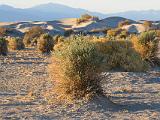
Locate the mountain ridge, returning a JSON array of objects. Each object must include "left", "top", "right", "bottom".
[{"left": 0, "top": 3, "right": 160, "bottom": 22}]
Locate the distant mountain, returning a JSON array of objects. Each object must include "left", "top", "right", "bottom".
[
  {"left": 108, "top": 10, "right": 160, "bottom": 21},
  {"left": 0, "top": 3, "right": 106, "bottom": 22},
  {"left": 0, "top": 3, "right": 160, "bottom": 22}
]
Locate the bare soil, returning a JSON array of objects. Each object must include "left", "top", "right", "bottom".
[{"left": 0, "top": 48, "right": 160, "bottom": 120}]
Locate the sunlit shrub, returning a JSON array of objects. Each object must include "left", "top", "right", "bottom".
[
  {"left": 107, "top": 28, "right": 122, "bottom": 37},
  {"left": 23, "top": 26, "right": 44, "bottom": 46},
  {"left": 37, "top": 34, "right": 54, "bottom": 53},
  {"left": 48, "top": 36, "right": 104, "bottom": 102},
  {"left": 8, "top": 37, "right": 25, "bottom": 50},
  {"left": 94, "top": 39, "right": 148, "bottom": 72},
  {"left": 132, "top": 31, "right": 159, "bottom": 62},
  {"left": 76, "top": 14, "right": 98, "bottom": 25},
  {"left": 143, "top": 21, "right": 152, "bottom": 30},
  {"left": 118, "top": 20, "right": 130, "bottom": 28}
]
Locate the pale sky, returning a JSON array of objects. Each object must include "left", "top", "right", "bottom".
[{"left": 0, "top": 0, "right": 160, "bottom": 13}]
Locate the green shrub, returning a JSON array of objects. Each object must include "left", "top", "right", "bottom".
[
  {"left": 23, "top": 26, "right": 44, "bottom": 46},
  {"left": 95, "top": 40, "right": 148, "bottom": 72},
  {"left": 48, "top": 36, "right": 104, "bottom": 102},
  {"left": 37, "top": 34, "right": 54, "bottom": 53},
  {"left": 0, "top": 38, "right": 8, "bottom": 56},
  {"left": 8, "top": 37, "right": 25, "bottom": 50}
]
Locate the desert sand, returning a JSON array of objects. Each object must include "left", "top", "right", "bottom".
[{"left": 0, "top": 47, "right": 160, "bottom": 119}]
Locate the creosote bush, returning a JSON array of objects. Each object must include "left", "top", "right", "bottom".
[
  {"left": 37, "top": 34, "right": 54, "bottom": 54},
  {"left": 143, "top": 21, "right": 152, "bottom": 30},
  {"left": 76, "top": 14, "right": 99, "bottom": 25},
  {"left": 94, "top": 39, "right": 148, "bottom": 72},
  {"left": 132, "top": 31, "right": 159, "bottom": 63},
  {"left": 48, "top": 36, "right": 104, "bottom": 103},
  {"left": 118, "top": 20, "right": 130, "bottom": 28},
  {"left": 0, "top": 38, "right": 8, "bottom": 56},
  {"left": 54, "top": 35, "right": 64, "bottom": 44},
  {"left": 107, "top": 28, "right": 122, "bottom": 37},
  {"left": 23, "top": 26, "right": 44, "bottom": 46},
  {"left": 8, "top": 37, "right": 25, "bottom": 50}
]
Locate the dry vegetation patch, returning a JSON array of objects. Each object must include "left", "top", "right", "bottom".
[
  {"left": 37, "top": 34, "right": 54, "bottom": 54},
  {"left": 93, "top": 38, "right": 148, "bottom": 72},
  {"left": 48, "top": 36, "right": 104, "bottom": 103},
  {"left": 8, "top": 37, "right": 25, "bottom": 50},
  {"left": 0, "top": 37, "right": 8, "bottom": 56},
  {"left": 132, "top": 30, "right": 159, "bottom": 64}
]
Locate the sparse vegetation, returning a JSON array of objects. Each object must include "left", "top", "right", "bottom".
[
  {"left": 23, "top": 26, "right": 44, "bottom": 46},
  {"left": 118, "top": 20, "right": 130, "bottom": 28},
  {"left": 0, "top": 37, "right": 8, "bottom": 56},
  {"left": 48, "top": 36, "right": 104, "bottom": 102},
  {"left": 143, "top": 21, "right": 152, "bottom": 30},
  {"left": 64, "top": 29, "right": 74, "bottom": 37},
  {"left": 0, "top": 27, "right": 7, "bottom": 37},
  {"left": 107, "top": 28, "right": 121, "bottom": 37},
  {"left": 76, "top": 14, "right": 99, "bottom": 25},
  {"left": 94, "top": 39, "right": 149, "bottom": 72},
  {"left": 8, "top": 37, "right": 25, "bottom": 50},
  {"left": 1, "top": 9, "right": 160, "bottom": 119},
  {"left": 132, "top": 30, "right": 159, "bottom": 63},
  {"left": 37, "top": 33, "right": 54, "bottom": 54},
  {"left": 107, "top": 28, "right": 128, "bottom": 38}
]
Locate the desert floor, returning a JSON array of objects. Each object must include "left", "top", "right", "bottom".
[{"left": 0, "top": 48, "right": 160, "bottom": 120}]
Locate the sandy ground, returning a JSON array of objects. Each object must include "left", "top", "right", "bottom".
[{"left": 0, "top": 48, "right": 160, "bottom": 120}]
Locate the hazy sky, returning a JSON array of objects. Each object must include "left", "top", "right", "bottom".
[{"left": 0, "top": 0, "right": 160, "bottom": 13}]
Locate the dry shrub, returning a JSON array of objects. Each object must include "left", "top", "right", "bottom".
[
  {"left": 23, "top": 26, "right": 44, "bottom": 46},
  {"left": 53, "top": 35, "right": 65, "bottom": 51},
  {"left": 37, "top": 34, "right": 54, "bottom": 53},
  {"left": 64, "top": 29, "right": 74, "bottom": 37},
  {"left": 8, "top": 37, "right": 25, "bottom": 50},
  {"left": 53, "top": 35, "right": 64, "bottom": 44},
  {"left": 118, "top": 20, "right": 130, "bottom": 28},
  {"left": 48, "top": 36, "right": 104, "bottom": 103},
  {"left": 0, "top": 27, "right": 7, "bottom": 37},
  {"left": 0, "top": 38, "right": 8, "bottom": 56},
  {"left": 132, "top": 31, "right": 159, "bottom": 63},
  {"left": 117, "top": 30, "right": 129, "bottom": 39},
  {"left": 76, "top": 14, "right": 98, "bottom": 25},
  {"left": 107, "top": 28, "right": 122, "bottom": 37},
  {"left": 94, "top": 39, "right": 148, "bottom": 72},
  {"left": 143, "top": 21, "right": 152, "bottom": 30}
]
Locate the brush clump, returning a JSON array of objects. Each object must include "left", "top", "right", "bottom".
[
  {"left": 48, "top": 36, "right": 104, "bottom": 103},
  {"left": 8, "top": 37, "right": 25, "bottom": 50},
  {"left": 23, "top": 26, "right": 44, "bottom": 46},
  {"left": 0, "top": 37, "right": 8, "bottom": 56},
  {"left": 93, "top": 38, "right": 149, "bottom": 72},
  {"left": 37, "top": 33, "right": 54, "bottom": 54},
  {"left": 132, "top": 30, "right": 159, "bottom": 64}
]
